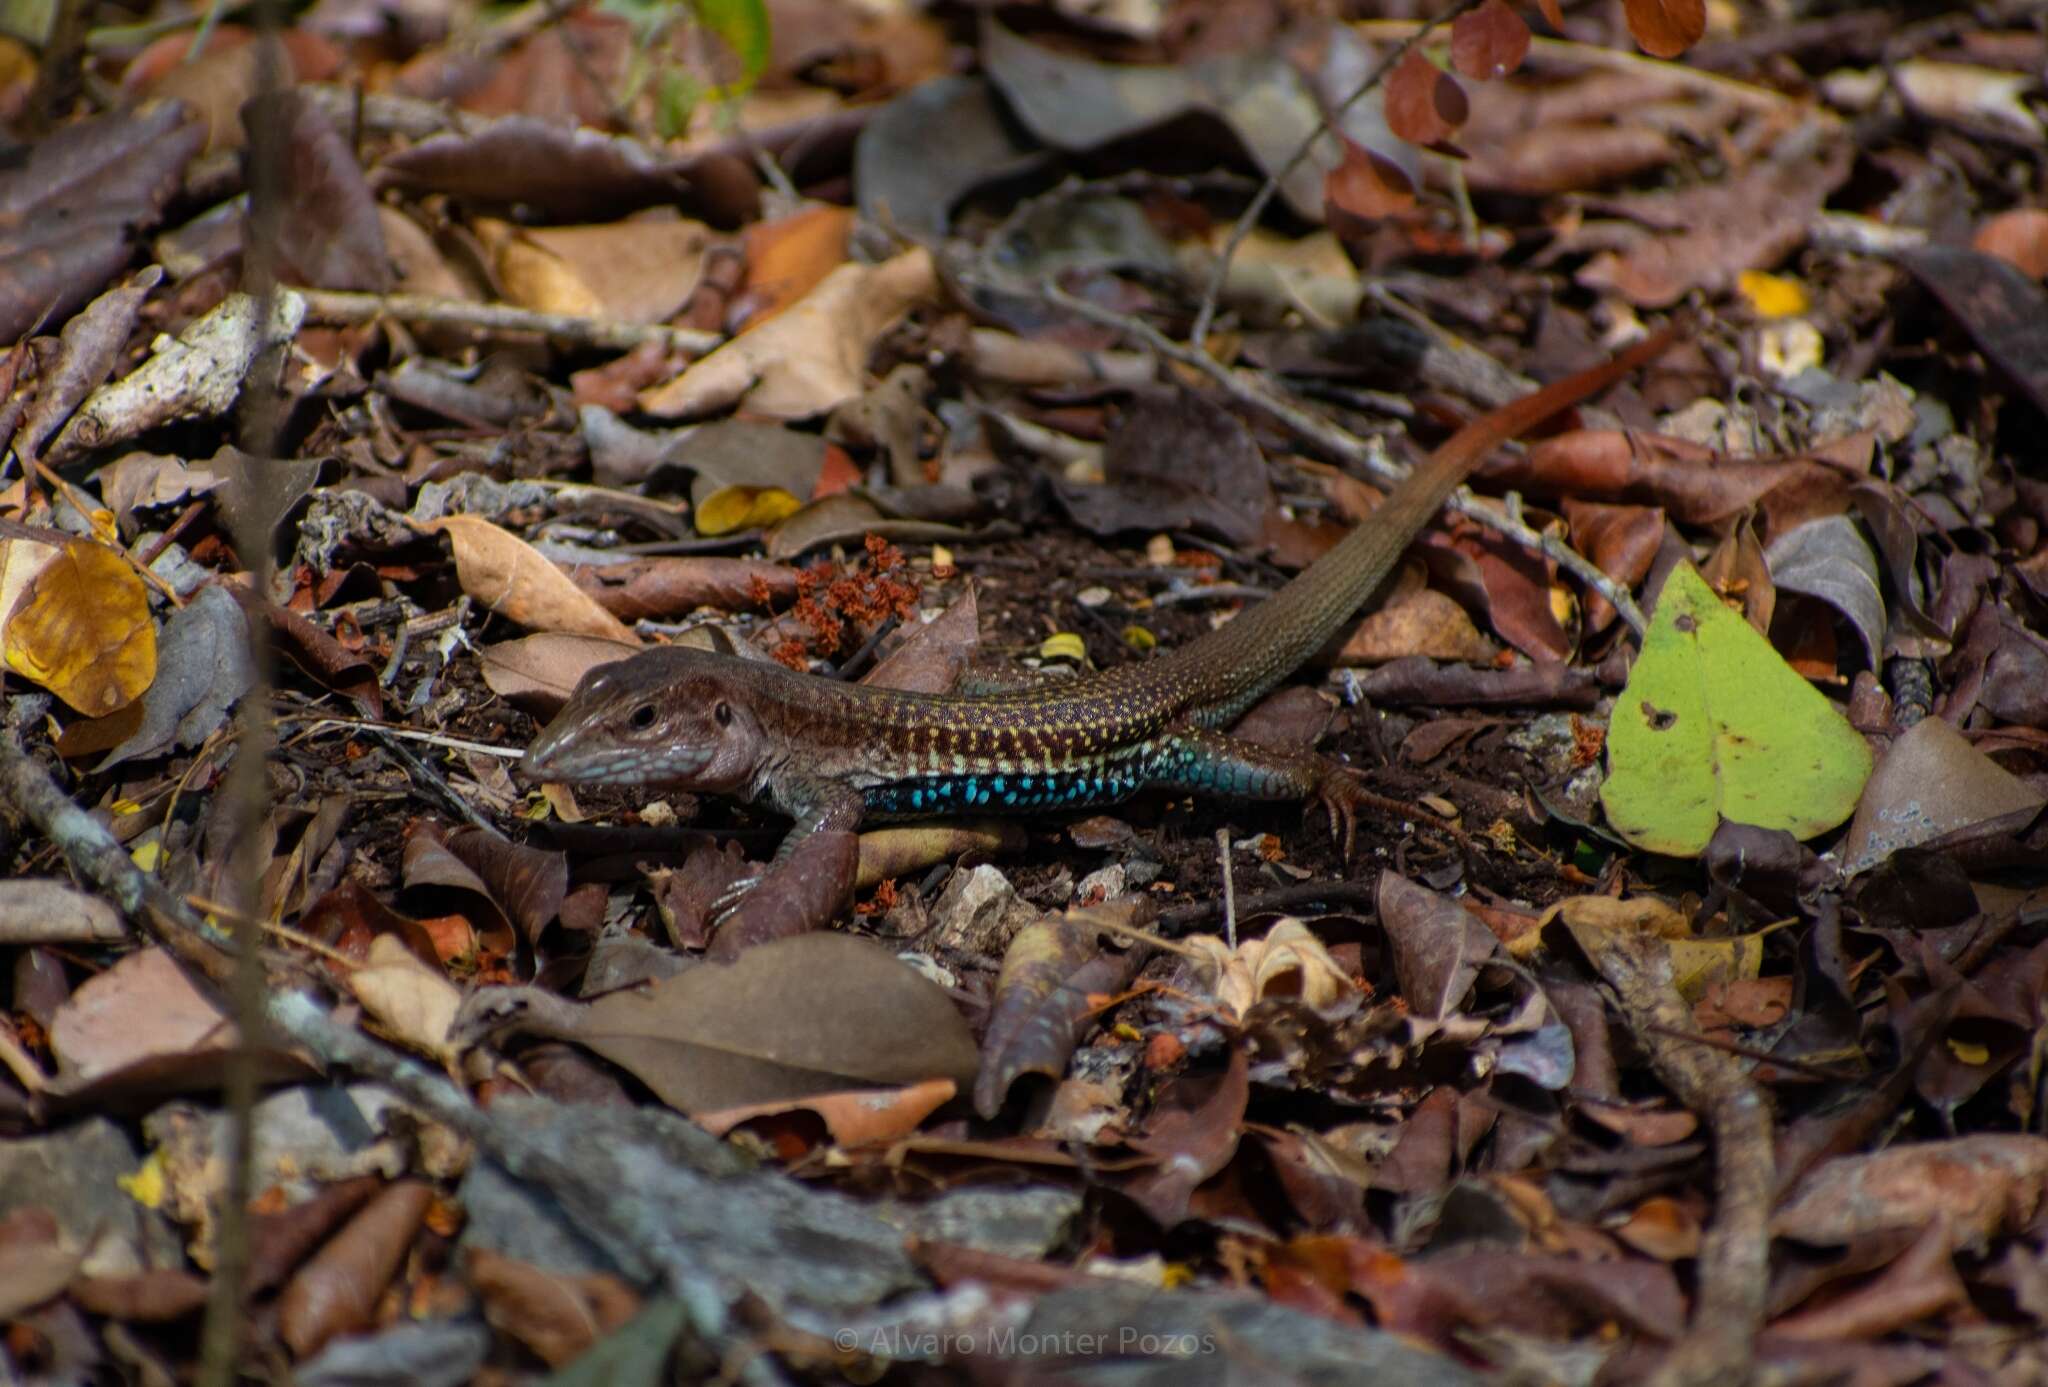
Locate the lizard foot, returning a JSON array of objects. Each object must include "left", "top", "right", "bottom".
[{"left": 1309, "top": 767, "right": 1366, "bottom": 863}]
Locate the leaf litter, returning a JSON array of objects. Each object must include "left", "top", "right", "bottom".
[{"left": 1, "top": 1, "right": 2048, "bottom": 1384}]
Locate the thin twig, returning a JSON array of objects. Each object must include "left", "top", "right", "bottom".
[
  {"left": 1188, "top": 0, "right": 1489, "bottom": 349},
  {"left": 1216, "top": 829, "right": 1239, "bottom": 950},
  {"left": 1038, "top": 281, "right": 1651, "bottom": 633},
  {"left": 295, "top": 288, "right": 722, "bottom": 356}
]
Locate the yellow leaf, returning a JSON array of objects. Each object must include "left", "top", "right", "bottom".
[
  {"left": 131, "top": 840, "right": 164, "bottom": 873},
  {"left": 1039, "top": 632, "right": 1087, "bottom": 663},
  {"left": 1948, "top": 1038, "right": 1990, "bottom": 1066},
  {"left": 1121, "top": 625, "right": 1156, "bottom": 652},
  {"left": 1738, "top": 270, "right": 1809, "bottom": 319},
  {"left": 2, "top": 540, "right": 155, "bottom": 715},
  {"left": 696, "top": 485, "right": 802, "bottom": 536},
  {"left": 120, "top": 1151, "right": 168, "bottom": 1208}
]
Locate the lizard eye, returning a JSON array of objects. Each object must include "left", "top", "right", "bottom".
[
  {"left": 713, "top": 700, "right": 732, "bottom": 727},
  {"left": 629, "top": 704, "right": 657, "bottom": 730}
]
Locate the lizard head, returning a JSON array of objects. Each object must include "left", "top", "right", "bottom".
[{"left": 521, "top": 646, "right": 766, "bottom": 793}]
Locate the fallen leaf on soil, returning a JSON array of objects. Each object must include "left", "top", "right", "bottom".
[
  {"left": 1774, "top": 1135, "right": 2048, "bottom": 1247},
  {"left": 348, "top": 935, "right": 463, "bottom": 1065},
  {"left": 976, "top": 905, "right": 1150, "bottom": 1119},
  {"left": 467, "top": 1246, "right": 641, "bottom": 1367},
  {"left": 453, "top": 931, "right": 978, "bottom": 1114},
  {"left": 2, "top": 539, "right": 155, "bottom": 716},
  {"left": 424, "top": 514, "right": 639, "bottom": 642},
  {"left": 1600, "top": 561, "right": 1872, "bottom": 855},
  {"left": 278, "top": 1180, "right": 435, "bottom": 1357},
  {"left": 639, "top": 246, "right": 937, "bottom": 419}
]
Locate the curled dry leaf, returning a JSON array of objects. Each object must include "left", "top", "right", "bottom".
[
  {"left": 278, "top": 1179, "right": 435, "bottom": 1358},
  {"left": 855, "top": 820, "right": 1027, "bottom": 891},
  {"left": 975, "top": 904, "right": 1150, "bottom": 1119},
  {"left": 2, "top": 539, "right": 155, "bottom": 717},
  {"left": 1187, "top": 920, "right": 1359, "bottom": 1020},
  {"left": 425, "top": 514, "right": 638, "bottom": 643},
  {"left": 638, "top": 246, "right": 937, "bottom": 419},
  {"left": 348, "top": 935, "right": 463, "bottom": 1065}
]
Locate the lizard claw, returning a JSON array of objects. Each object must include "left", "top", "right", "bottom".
[
  {"left": 707, "top": 872, "right": 763, "bottom": 925},
  {"left": 1310, "top": 767, "right": 1365, "bottom": 863}
]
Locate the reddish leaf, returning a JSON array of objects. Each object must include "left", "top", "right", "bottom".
[
  {"left": 1324, "top": 138, "right": 1416, "bottom": 226},
  {"left": 1536, "top": 0, "right": 1565, "bottom": 29},
  {"left": 1451, "top": 0, "right": 1531, "bottom": 80},
  {"left": 1624, "top": 0, "right": 1706, "bottom": 58},
  {"left": 1384, "top": 50, "right": 1467, "bottom": 149}
]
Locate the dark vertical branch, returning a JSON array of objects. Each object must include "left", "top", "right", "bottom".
[{"left": 196, "top": 19, "right": 295, "bottom": 1387}]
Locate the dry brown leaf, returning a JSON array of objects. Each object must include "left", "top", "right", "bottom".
[
  {"left": 1384, "top": 48, "right": 1467, "bottom": 148},
  {"left": 0, "top": 1240, "right": 84, "bottom": 1318},
  {"left": 425, "top": 514, "right": 638, "bottom": 643},
  {"left": 278, "top": 1180, "right": 434, "bottom": 1358},
  {"left": 349, "top": 934, "right": 463, "bottom": 1065},
  {"left": 638, "top": 246, "right": 937, "bottom": 419},
  {"left": 467, "top": 1246, "right": 640, "bottom": 1367},
  {"left": 48, "top": 945, "right": 236, "bottom": 1091},
  {"left": 1450, "top": 0, "right": 1530, "bottom": 80},
  {"left": 1972, "top": 207, "right": 2048, "bottom": 280},
  {"left": 1333, "top": 585, "right": 1497, "bottom": 665},
  {"left": 1775, "top": 1137, "right": 2048, "bottom": 1247},
  {"left": 459, "top": 931, "right": 978, "bottom": 1114},
  {"left": 2, "top": 539, "right": 156, "bottom": 715},
  {"left": 480, "top": 214, "right": 711, "bottom": 325}
]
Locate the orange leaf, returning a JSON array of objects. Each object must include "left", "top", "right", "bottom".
[
  {"left": 1973, "top": 208, "right": 2048, "bottom": 280},
  {"left": 1536, "top": 0, "right": 1564, "bottom": 28},
  {"left": 1325, "top": 139, "right": 1416, "bottom": 226},
  {"left": 1624, "top": 0, "right": 1706, "bottom": 58},
  {"left": 741, "top": 203, "right": 855, "bottom": 330},
  {"left": 1451, "top": 0, "right": 1530, "bottom": 80}
]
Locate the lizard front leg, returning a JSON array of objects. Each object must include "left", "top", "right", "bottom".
[{"left": 710, "top": 776, "right": 866, "bottom": 920}]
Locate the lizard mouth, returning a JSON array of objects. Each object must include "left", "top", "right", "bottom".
[{"left": 520, "top": 728, "right": 716, "bottom": 787}]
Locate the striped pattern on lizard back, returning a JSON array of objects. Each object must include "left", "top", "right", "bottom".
[{"left": 738, "top": 657, "right": 1266, "bottom": 818}]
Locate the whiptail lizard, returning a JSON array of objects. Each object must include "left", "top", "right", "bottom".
[{"left": 523, "top": 332, "right": 1671, "bottom": 886}]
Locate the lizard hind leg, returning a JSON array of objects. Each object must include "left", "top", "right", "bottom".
[{"left": 1144, "top": 727, "right": 1364, "bottom": 860}]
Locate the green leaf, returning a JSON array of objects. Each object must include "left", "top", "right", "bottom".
[
  {"left": 655, "top": 67, "right": 703, "bottom": 139},
  {"left": 1598, "top": 561, "right": 1872, "bottom": 856},
  {"left": 692, "top": 0, "right": 769, "bottom": 94}
]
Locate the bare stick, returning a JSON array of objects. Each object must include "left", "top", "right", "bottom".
[{"left": 296, "top": 288, "right": 722, "bottom": 356}]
